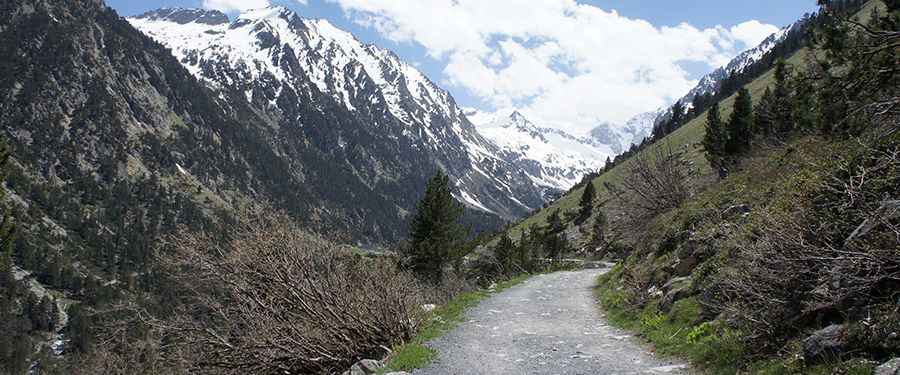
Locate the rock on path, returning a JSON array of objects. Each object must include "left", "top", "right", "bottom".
[{"left": 414, "top": 269, "right": 690, "bottom": 375}]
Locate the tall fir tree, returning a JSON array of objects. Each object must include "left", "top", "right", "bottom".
[
  {"left": 0, "top": 138, "right": 15, "bottom": 299},
  {"left": 546, "top": 208, "right": 564, "bottom": 234},
  {"left": 492, "top": 233, "right": 516, "bottom": 275},
  {"left": 407, "top": 170, "right": 465, "bottom": 283},
  {"left": 754, "top": 87, "right": 776, "bottom": 136},
  {"left": 588, "top": 208, "right": 607, "bottom": 250},
  {"left": 667, "top": 100, "right": 685, "bottom": 134},
  {"left": 726, "top": 88, "right": 754, "bottom": 155},
  {"left": 772, "top": 59, "right": 795, "bottom": 134},
  {"left": 702, "top": 102, "right": 729, "bottom": 176},
  {"left": 576, "top": 181, "right": 596, "bottom": 224}
]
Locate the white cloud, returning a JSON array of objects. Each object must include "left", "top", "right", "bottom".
[
  {"left": 329, "top": 0, "right": 780, "bottom": 134},
  {"left": 728, "top": 20, "right": 780, "bottom": 48},
  {"left": 202, "top": 0, "right": 271, "bottom": 12}
]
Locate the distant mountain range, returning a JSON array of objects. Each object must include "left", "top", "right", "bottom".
[
  {"left": 465, "top": 109, "right": 651, "bottom": 190},
  {"left": 128, "top": 7, "right": 565, "bottom": 224}
]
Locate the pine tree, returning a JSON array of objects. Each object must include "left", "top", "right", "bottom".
[
  {"left": 543, "top": 232, "right": 568, "bottom": 261},
  {"left": 726, "top": 88, "right": 754, "bottom": 155},
  {"left": 772, "top": 60, "right": 795, "bottom": 134},
  {"left": 754, "top": 87, "right": 775, "bottom": 136},
  {"left": 0, "top": 138, "right": 14, "bottom": 298},
  {"left": 493, "top": 233, "right": 516, "bottom": 275},
  {"left": 407, "top": 170, "right": 465, "bottom": 283},
  {"left": 588, "top": 208, "right": 607, "bottom": 250},
  {"left": 546, "top": 208, "right": 564, "bottom": 234},
  {"left": 67, "top": 304, "right": 92, "bottom": 353},
  {"left": 667, "top": 101, "right": 685, "bottom": 135},
  {"left": 702, "top": 102, "right": 728, "bottom": 176},
  {"left": 576, "top": 182, "right": 596, "bottom": 224}
]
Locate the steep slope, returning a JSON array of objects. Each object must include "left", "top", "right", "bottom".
[
  {"left": 0, "top": 0, "right": 430, "bottom": 247},
  {"left": 127, "top": 7, "right": 548, "bottom": 219},
  {"left": 466, "top": 110, "right": 613, "bottom": 192},
  {"left": 652, "top": 22, "right": 802, "bottom": 126}
]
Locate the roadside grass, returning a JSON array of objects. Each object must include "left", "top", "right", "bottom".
[
  {"left": 382, "top": 273, "right": 534, "bottom": 372},
  {"left": 595, "top": 266, "right": 879, "bottom": 375}
]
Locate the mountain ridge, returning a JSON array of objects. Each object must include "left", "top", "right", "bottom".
[{"left": 128, "top": 5, "right": 559, "bottom": 220}]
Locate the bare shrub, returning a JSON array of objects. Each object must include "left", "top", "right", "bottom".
[
  {"left": 149, "top": 208, "right": 427, "bottom": 374},
  {"left": 714, "top": 139, "right": 900, "bottom": 351},
  {"left": 607, "top": 142, "right": 694, "bottom": 233}
]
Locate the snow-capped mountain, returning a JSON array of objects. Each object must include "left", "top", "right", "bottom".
[
  {"left": 589, "top": 110, "right": 658, "bottom": 154},
  {"left": 653, "top": 24, "right": 794, "bottom": 125},
  {"left": 129, "top": 7, "right": 550, "bottom": 220},
  {"left": 466, "top": 110, "right": 615, "bottom": 190}
]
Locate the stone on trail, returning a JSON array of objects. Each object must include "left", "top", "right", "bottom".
[
  {"left": 802, "top": 324, "right": 847, "bottom": 360},
  {"left": 876, "top": 358, "right": 900, "bottom": 375}
]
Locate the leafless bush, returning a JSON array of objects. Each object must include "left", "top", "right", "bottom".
[
  {"left": 148, "top": 208, "right": 427, "bottom": 374},
  {"left": 714, "top": 140, "right": 900, "bottom": 350},
  {"left": 607, "top": 143, "right": 693, "bottom": 228}
]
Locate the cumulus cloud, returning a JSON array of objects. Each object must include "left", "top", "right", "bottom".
[
  {"left": 329, "top": 0, "right": 780, "bottom": 134},
  {"left": 202, "top": 0, "right": 271, "bottom": 12}
]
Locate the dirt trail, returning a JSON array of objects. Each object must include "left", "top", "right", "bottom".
[{"left": 414, "top": 269, "right": 690, "bottom": 375}]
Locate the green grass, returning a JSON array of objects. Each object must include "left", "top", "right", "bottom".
[
  {"left": 595, "top": 265, "right": 747, "bottom": 374},
  {"left": 382, "top": 274, "right": 533, "bottom": 372},
  {"left": 596, "top": 254, "right": 880, "bottom": 375}
]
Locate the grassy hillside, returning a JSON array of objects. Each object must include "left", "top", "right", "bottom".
[
  {"left": 502, "top": 47, "right": 814, "bottom": 244},
  {"left": 503, "top": 0, "right": 884, "bottom": 243}
]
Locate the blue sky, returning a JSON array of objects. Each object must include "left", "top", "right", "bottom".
[{"left": 109, "top": 0, "right": 819, "bottom": 132}]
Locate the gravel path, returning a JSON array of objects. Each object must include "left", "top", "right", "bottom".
[{"left": 414, "top": 269, "right": 690, "bottom": 375}]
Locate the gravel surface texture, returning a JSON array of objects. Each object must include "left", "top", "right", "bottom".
[{"left": 414, "top": 269, "right": 690, "bottom": 375}]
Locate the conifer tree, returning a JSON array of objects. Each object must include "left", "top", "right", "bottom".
[
  {"left": 543, "top": 232, "right": 568, "bottom": 261},
  {"left": 407, "top": 170, "right": 465, "bottom": 283},
  {"left": 588, "top": 208, "right": 607, "bottom": 250},
  {"left": 0, "top": 139, "right": 14, "bottom": 299},
  {"left": 546, "top": 208, "right": 564, "bottom": 234},
  {"left": 726, "top": 88, "right": 754, "bottom": 155},
  {"left": 493, "top": 233, "right": 516, "bottom": 275},
  {"left": 702, "top": 102, "right": 728, "bottom": 176},
  {"left": 754, "top": 87, "right": 775, "bottom": 136},
  {"left": 667, "top": 100, "right": 685, "bottom": 134},
  {"left": 772, "top": 60, "right": 795, "bottom": 134},
  {"left": 576, "top": 181, "right": 596, "bottom": 224},
  {"left": 67, "top": 304, "right": 92, "bottom": 353}
]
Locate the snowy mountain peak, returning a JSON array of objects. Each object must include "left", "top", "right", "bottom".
[
  {"left": 471, "top": 111, "right": 615, "bottom": 190},
  {"left": 235, "top": 6, "right": 292, "bottom": 22},
  {"left": 128, "top": 7, "right": 554, "bottom": 219},
  {"left": 509, "top": 110, "right": 527, "bottom": 122},
  {"left": 134, "top": 7, "right": 229, "bottom": 25}
]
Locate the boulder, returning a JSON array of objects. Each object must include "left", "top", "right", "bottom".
[
  {"left": 673, "top": 255, "right": 699, "bottom": 277},
  {"left": 876, "top": 358, "right": 900, "bottom": 375},
  {"left": 802, "top": 324, "right": 847, "bottom": 360},
  {"left": 385, "top": 372, "right": 410, "bottom": 375},
  {"left": 660, "top": 277, "right": 692, "bottom": 310}
]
